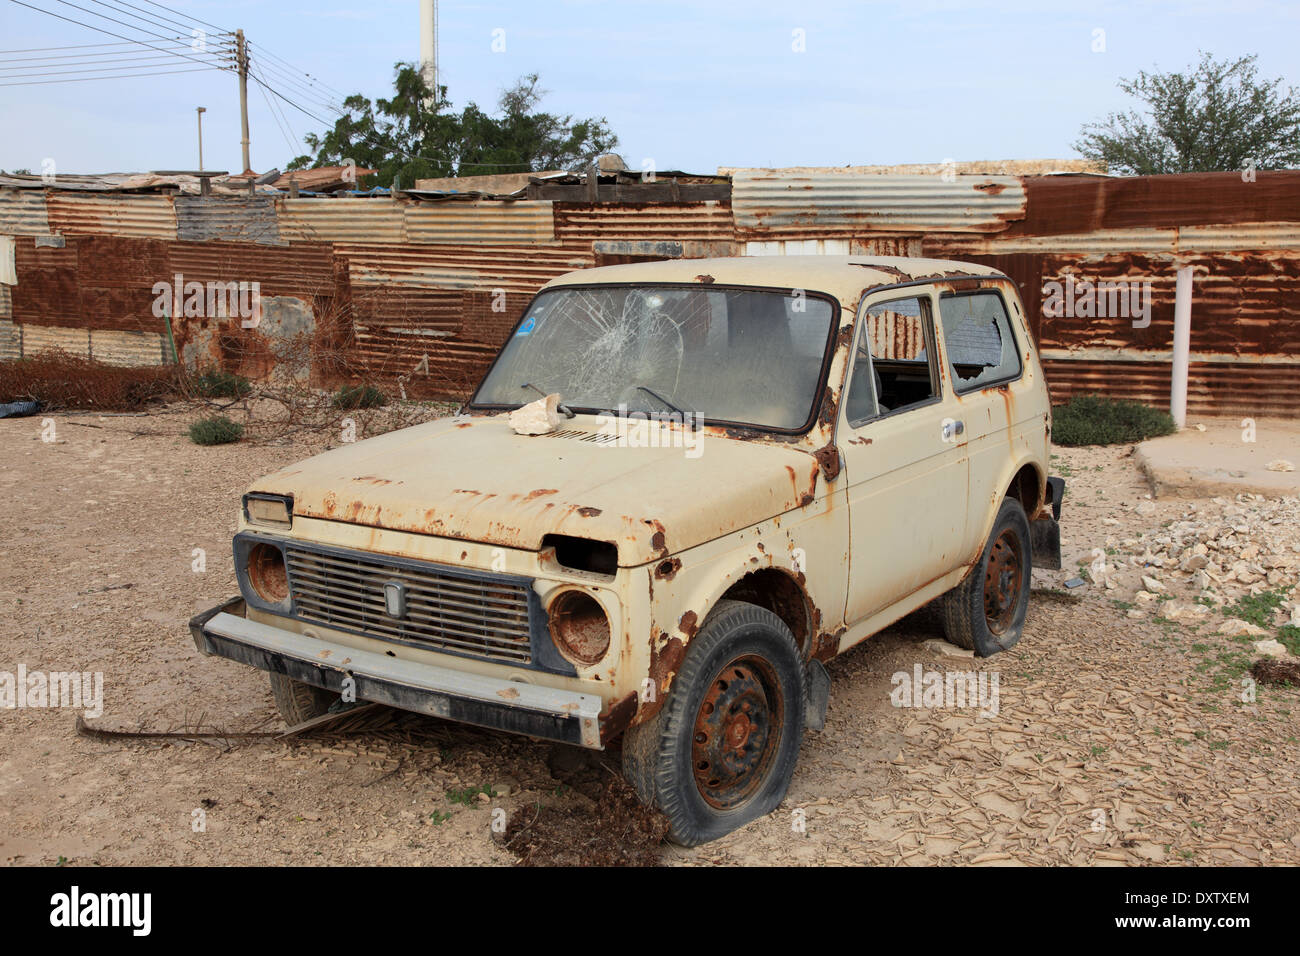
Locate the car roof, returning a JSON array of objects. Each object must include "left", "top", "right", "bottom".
[{"left": 541, "top": 255, "right": 1006, "bottom": 305}]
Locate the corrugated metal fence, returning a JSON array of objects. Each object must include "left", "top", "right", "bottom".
[{"left": 0, "top": 170, "right": 1297, "bottom": 412}]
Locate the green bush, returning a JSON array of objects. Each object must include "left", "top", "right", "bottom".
[
  {"left": 1051, "top": 395, "right": 1176, "bottom": 447},
  {"left": 192, "top": 368, "right": 252, "bottom": 399},
  {"left": 189, "top": 415, "right": 244, "bottom": 445},
  {"left": 332, "top": 384, "right": 386, "bottom": 410}
]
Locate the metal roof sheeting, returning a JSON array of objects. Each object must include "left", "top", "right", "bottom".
[
  {"left": 175, "top": 197, "right": 283, "bottom": 244},
  {"left": 278, "top": 198, "right": 406, "bottom": 243},
  {"left": 555, "top": 202, "right": 733, "bottom": 243},
  {"left": 46, "top": 193, "right": 177, "bottom": 240},
  {"left": 405, "top": 200, "right": 555, "bottom": 244},
  {"left": 730, "top": 170, "right": 1026, "bottom": 238},
  {"left": 337, "top": 242, "right": 591, "bottom": 297},
  {"left": 0, "top": 190, "right": 52, "bottom": 236}
]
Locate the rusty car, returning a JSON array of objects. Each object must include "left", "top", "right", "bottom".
[{"left": 190, "top": 255, "right": 1064, "bottom": 845}]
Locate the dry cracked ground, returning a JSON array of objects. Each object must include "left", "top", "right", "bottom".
[{"left": 2, "top": 403, "right": 1298, "bottom": 866}]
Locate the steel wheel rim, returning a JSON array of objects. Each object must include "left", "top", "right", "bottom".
[
  {"left": 691, "top": 656, "right": 784, "bottom": 810},
  {"left": 983, "top": 528, "right": 1023, "bottom": 635}
]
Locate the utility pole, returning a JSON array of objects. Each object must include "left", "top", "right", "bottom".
[
  {"left": 420, "top": 0, "right": 437, "bottom": 105},
  {"left": 196, "top": 106, "right": 206, "bottom": 172},
  {"left": 235, "top": 29, "right": 251, "bottom": 174}
]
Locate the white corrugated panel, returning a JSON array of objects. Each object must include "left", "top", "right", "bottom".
[
  {"left": 278, "top": 198, "right": 406, "bottom": 243},
  {"left": 744, "top": 239, "right": 851, "bottom": 255},
  {"left": 0, "top": 191, "right": 52, "bottom": 236},
  {"left": 405, "top": 200, "right": 555, "bottom": 244},
  {"left": 1177, "top": 222, "right": 1300, "bottom": 252},
  {"left": 0, "top": 319, "right": 19, "bottom": 361},
  {"left": 935, "top": 229, "right": 1179, "bottom": 256},
  {"left": 731, "top": 170, "right": 1027, "bottom": 237},
  {"left": 18, "top": 324, "right": 91, "bottom": 357},
  {"left": 89, "top": 329, "right": 167, "bottom": 366}
]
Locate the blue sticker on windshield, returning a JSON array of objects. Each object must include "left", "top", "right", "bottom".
[{"left": 516, "top": 316, "right": 536, "bottom": 336}]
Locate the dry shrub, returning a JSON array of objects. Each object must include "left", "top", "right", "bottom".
[
  {"left": 0, "top": 351, "right": 182, "bottom": 411},
  {"left": 502, "top": 776, "right": 668, "bottom": 867}
]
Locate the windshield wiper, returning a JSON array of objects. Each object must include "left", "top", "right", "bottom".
[
  {"left": 521, "top": 382, "right": 576, "bottom": 418},
  {"left": 632, "top": 385, "right": 686, "bottom": 416}
]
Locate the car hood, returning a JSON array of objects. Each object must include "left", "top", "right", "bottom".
[{"left": 250, "top": 414, "right": 824, "bottom": 566}]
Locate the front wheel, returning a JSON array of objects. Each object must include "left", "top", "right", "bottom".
[
  {"left": 939, "top": 496, "right": 1033, "bottom": 657},
  {"left": 622, "top": 600, "right": 806, "bottom": 846},
  {"left": 269, "top": 672, "right": 336, "bottom": 726}
]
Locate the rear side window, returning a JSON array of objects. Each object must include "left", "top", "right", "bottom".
[{"left": 938, "top": 291, "right": 1022, "bottom": 393}]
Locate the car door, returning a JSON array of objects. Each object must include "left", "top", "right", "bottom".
[
  {"left": 838, "top": 289, "right": 971, "bottom": 625},
  {"left": 935, "top": 285, "right": 1033, "bottom": 558}
]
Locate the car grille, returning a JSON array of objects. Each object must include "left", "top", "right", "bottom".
[{"left": 282, "top": 545, "right": 534, "bottom": 665}]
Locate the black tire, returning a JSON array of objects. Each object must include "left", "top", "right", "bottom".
[
  {"left": 622, "top": 600, "right": 806, "bottom": 846},
  {"left": 269, "top": 672, "right": 336, "bottom": 726},
  {"left": 939, "top": 497, "right": 1033, "bottom": 657}
]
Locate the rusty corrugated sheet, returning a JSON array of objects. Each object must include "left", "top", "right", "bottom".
[
  {"left": 46, "top": 193, "right": 177, "bottom": 240},
  {"left": 927, "top": 229, "right": 1178, "bottom": 256},
  {"left": 729, "top": 170, "right": 1026, "bottom": 238},
  {"left": 11, "top": 238, "right": 80, "bottom": 327},
  {"left": 1043, "top": 358, "right": 1300, "bottom": 417},
  {"left": 0, "top": 190, "right": 51, "bottom": 236},
  {"left": 1037, "top": 252, "right": 1300, "bottom": 357},
  {"left": 554, "top": 202, "right": 733, "bottom": 243},
  {"left": 175, "top": 197, "right": 283, "bottom": 245},
  {"left": 167, "top": 240, "right": 336, "bottom": 299},
  {"left": 337, "top": 242, "right": 591, "bottom": 297},
  {"left": 278, "top": 198, "right": 406, "bottom": 243},
  {"left": 405, "top": 200, "right": 555, "bottom": 244},
  {"left": 1010, "top": 171, "right": 1300, "bottom": 237}
]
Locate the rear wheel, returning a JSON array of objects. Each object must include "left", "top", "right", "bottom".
[
  {"left": 622, "top": 600, "right": 805, "bottom": 846},
  {"left": 940, "top": 497, "right": 1032, "bottom": 657},
  {"left": 269, "top": 673, "right": 336, "bottom": 726}
]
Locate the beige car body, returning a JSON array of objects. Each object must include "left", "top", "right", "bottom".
[{"left": 199, "top": 256, "right": 1054, "bottom": 748}]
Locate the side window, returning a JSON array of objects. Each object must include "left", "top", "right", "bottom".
[
  {"left": 938, "top": 291, "right": 1022, "bottom": 393},
  {"left": 845, "top": 296, "right": 939, "bottom": 425}
]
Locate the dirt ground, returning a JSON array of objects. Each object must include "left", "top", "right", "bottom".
[{"left": 2, "top": 405, "right": 1298, "bottom": 866}]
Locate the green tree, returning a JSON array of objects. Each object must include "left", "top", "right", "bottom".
[
  {"left": 1075, "top": 52, "right": 1300, "bottom": 175},
  {"left": 287, "top": 65, "right": 618, "bottom": 187}
]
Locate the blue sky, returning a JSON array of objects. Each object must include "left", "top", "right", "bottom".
[{"left": 1, "top": 0, "right": 1297, "bottom": 175}]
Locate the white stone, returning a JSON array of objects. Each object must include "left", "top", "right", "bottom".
[
  {"left": 1253, "top": 639, "right": 1289, "bottom": 658},
  {"left": 1218, "top": 619, "right": 1269, "bottom": 637},
  {"left": 1265, "top": 459, "right": 1295, "bottom": 473},
  {"left": 508, "top": 393, "right": 562, "bottom": 435},
  {"left": 922, "top": 638, "right": 974, "bottom": 659}
]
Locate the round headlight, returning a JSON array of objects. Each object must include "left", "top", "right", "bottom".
[
  {"left": 247, "top": 542, "right": 289, "bottom": 604},
  {"left": 548, "top": 590, "right": 610, "bottom": 665}
]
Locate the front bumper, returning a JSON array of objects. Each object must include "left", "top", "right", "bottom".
[{"left": 190, "top": 597, "right": 606, "bottom": 748}]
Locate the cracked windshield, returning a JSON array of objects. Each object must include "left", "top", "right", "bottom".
[{"left": 474, "top": 285, "right": 836, "bottom": 430}]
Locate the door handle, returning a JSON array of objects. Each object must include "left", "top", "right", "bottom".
[{"left": 942, "top": 419, "right": 965, "bottom": 441}]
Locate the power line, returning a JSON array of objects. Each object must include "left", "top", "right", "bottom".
[
  {"left": 1, "top": 54, "right": 229, "bottom": 76},
  {"left": 0, "top": 41, "right": 232, "bottom": 64},
  {"left": 137, "top": 0, "right": 227, "bottom": 35},
  {"left": 247, "top": 39, "right": 347, "bottom": 100},
  {"left": 7, "top": 0, "right": 235, "bottom": 72},
  {"left": 0, "top": 64, "right": 213, "bottom": 85},
  {"left": 84, "top": 0, "right": 189, "bottom": 36}
]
